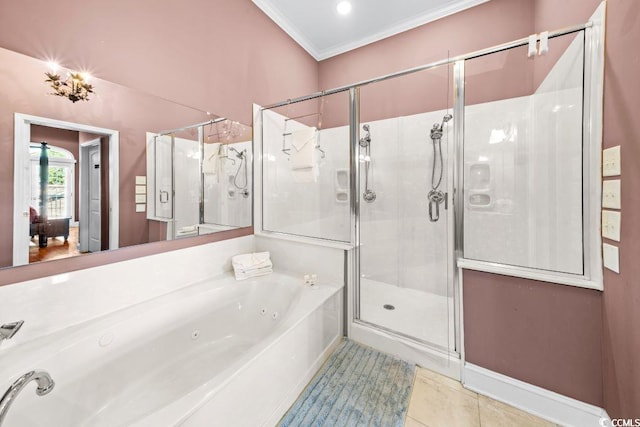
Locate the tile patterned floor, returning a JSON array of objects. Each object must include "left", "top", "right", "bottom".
[{"left": 405, "top": 368, "right": 559, "bottom": 427}]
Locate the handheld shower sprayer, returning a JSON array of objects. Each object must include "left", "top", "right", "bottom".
[
  {"left": 360, "top": 124, "right": 376, "bottom": 202},
  {"left": 359, "top": 124, "right": 371, "bottom": 147},
  {"left": 427, "top": 113, "right": 453, "bottom": 222}
]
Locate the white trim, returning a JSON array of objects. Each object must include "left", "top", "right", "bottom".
[
  {"left": 252, "top": 105, "right": 261, "bottom": 231},
  {"left": 585, "top": 2, "right": 606, "bottom": 286},
  {"left": 350, "top": 321, "right": 461, "bottom": 380},
  {"left": 251, "top": 0, "right": 490, "bottom": 60},
  {"left": 13, "top": 113, "right": 119, "bottom": 266},
  {"left": 13, "top": 115, "right": 32, "bottom": 265},
  {"left": 457, "top": 258, "right": 602, "bottom": 290},
  {"left": 463, "top": 363, "right": 609, "bottom": 427},
  {"left": 255, "top": 230, "right": 353, "bottom": 251}
]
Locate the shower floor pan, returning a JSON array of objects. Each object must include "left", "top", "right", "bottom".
[{"left": 359, "top": 278, "right": 454, "bottom": 350}]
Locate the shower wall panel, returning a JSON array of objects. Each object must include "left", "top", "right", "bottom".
[
  {"left": 173, "top": 137, "right": 200, "bottom": 235},
  {"left": 261, "top": 108, "right": 351, "bottom": 243},
  {"left": 203, "top": 140, "right": 252, "bottom": 229},
  {"left": 358, "top": 111, "right": 451, "bottom": 296},
  {"left": 463, "top": 33, "right": 584, "bottom": 275}
]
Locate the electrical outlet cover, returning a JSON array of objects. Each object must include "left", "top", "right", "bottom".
[
  {"left": 602, "top": 179, "right": 621, "bottom": 209},
  {"left": 603, "top": 146, "right": 621, "bottom": 177},
  {"left": 602, "top": 209, "right": 621, "bottom": 242},
  {"left": 603, "top": 243, "right": 620, "bottom": 273}
]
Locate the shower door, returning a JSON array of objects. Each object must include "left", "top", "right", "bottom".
[{"left": 355, "top": 64, "right": 456, "bottom": 354}]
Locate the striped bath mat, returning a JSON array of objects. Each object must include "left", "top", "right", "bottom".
[{"left": 278, "top": 339, "right": 415, "bottom": 427}]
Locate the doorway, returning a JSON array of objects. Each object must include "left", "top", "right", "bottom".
[{"left": 13, "top": 114, "right": 119, "bottom": 266}]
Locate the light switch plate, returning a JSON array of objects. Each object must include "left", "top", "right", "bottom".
[
  {"left": 602, "top": 179, "right": 621, "bottom": 209},
  {"left": 603, "top": 146, "right": 621, "bottom": 177},
  {"left": 135, "top": 194, "right": 146, "bottom": 203},
  {"left": 603, "top": 243, "right": 620, "bottom": 273},
  {"left": 135, "top": 176, "right": 147, "bottom": 185},
  {"left": 602, "top": 209, "right": 621, "bottom": 241},
  {"left": 135, "top": 185, "right": 147, "bottom": 195},
  {"left": 135, "top": 204, "right": 146, "bottom": 213}
]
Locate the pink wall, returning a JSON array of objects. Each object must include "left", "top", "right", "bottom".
[
  {"left": 0, "top": 0, "right": 317, "bottom": 286},
  {"left": 463, "top": 271, "right": 603, "bottom": 404},
  {"left": 319, "top": 0, "right": 534, "bottom": 90},
  {"left": 600, "top": 0, "right": 640, "bottom": 418},
  {"left": 0, "top": 0, "right": 318, "bottom": 126}
]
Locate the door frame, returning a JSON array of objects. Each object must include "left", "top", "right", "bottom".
[
  {"left": 13, "top": 113, "right": 119, "bottom": 266},
  {"left": 79, "top": 139, "right": 102, "bottom": 253}
]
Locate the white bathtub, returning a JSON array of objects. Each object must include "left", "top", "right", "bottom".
[{"left": 0, "top": 272, "right": 343, "bottom": 426}]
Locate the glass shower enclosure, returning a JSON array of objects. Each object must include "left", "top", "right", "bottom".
[
  {"left": 354, "top": 64, "right": 456, "bottom": 356},
  {"left": 258, "top": 17, "right": 601, "bottom": 376}
]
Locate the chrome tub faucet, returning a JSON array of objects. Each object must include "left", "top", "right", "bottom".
[
  {"left": 0, "top": 321, "right": 24, "bottom": 344},
  {"left": 0, "top": 371, "right": 55, "bottom": 425}
]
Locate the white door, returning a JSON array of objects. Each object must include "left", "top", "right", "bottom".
[{"left": 88, "top": 145, "right": 101, "bottom": 252}]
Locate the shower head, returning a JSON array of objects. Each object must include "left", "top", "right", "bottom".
[
  {"left": 434, "top": 114, "right": 453, "bottom": 134},
  {"left": 360, "top": 124, "right": 371, "bottom": 147}
]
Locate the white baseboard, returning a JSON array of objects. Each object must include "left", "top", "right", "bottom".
[{"left": 463, "top": 363, "right": 610, "bottom": 427}]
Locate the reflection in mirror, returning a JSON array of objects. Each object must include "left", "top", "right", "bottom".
[
  {"left": 146, "top": 119, "right": 252, "bottom": 241},
  {"left": 14, "top": 117, "right": 120, "bottom": 267},
  {"left": 1, "top": 45, "right": 252, "bottom": 269}
]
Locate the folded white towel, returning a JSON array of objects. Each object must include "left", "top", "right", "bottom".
[
  {"left": 234, "top": 267, "right": 273, "bottom": 281},
  {"left": 232, "top": 252, "right": 273, "bottom": 280},
  {"left": 203, "top": 143, "right": 222, "bottom": 177},
  {"left": 290, "top": 127, "right": 317, "bottom": 170},
  {"left": 232, "top": 252, "right": 271, "bottom": 269}
]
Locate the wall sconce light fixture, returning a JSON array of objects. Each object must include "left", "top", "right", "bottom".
[{"left": 44, "top": 71, "right": 94, "bottom": 103}]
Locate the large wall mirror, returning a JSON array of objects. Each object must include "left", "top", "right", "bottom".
[{"left": 1, "top": 45, "right": 253, "bottom": 271}]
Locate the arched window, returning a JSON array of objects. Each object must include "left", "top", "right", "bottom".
[{"left": 29, "top": 144, "right": 77, "bottom": 220}]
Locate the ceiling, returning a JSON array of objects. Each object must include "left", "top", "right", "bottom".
[{"left": 252, "top": 0, "right": 490, "bottom": 60}]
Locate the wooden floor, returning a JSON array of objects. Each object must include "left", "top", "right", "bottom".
[{"left": 29, "top": 226, "right": 81, "bottom": 263}]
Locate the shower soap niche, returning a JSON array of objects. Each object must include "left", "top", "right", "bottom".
[
  {"left": 335, "top": 169, "right": 349, "bottom": 203},
  {"left": 335, "top": 169, "right": 349, "bottom": 189},
  {"left": 469, "top": 163, "right": 491, "bottom": 190},
  {"left": 468, "top": 193, "right": 492, "bottom": 209},
  {"left": 335, "top": 191, "right": 349, "bottom": 203}
]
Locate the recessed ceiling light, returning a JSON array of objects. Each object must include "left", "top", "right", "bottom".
[{"left": 336, "top": 1, "right": 352, "bottom": 15}]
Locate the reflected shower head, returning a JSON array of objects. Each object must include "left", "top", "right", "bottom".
[{"left": 434, "top": 114, "right": 453, "bottom": 135}]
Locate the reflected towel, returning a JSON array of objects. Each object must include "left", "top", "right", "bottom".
[
  {"left": 292, "top": 167, "right": 319, "bottom": 183},
  {"left": 203, "top": 143, "right": 222, "bottom": 177},
  {"left": 290, "top": 127, "right": 317, "bottom": 170}
]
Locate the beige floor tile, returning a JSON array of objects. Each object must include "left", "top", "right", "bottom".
[
  {"left": 415, "top": 367, "right": 478, "bottom": 399},
  {"left": 478, "top": 395, "right": 557, "bottom": 427},
  {"left": 408, "top": 373, "right": 481, "bottom": 427},
  {"left": 404, "top": 416, "right": 430, "bottom": 427}
]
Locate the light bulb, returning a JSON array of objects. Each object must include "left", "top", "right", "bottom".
[{"left": 336, "top": 1, "right": 352, "bottom": 15}]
